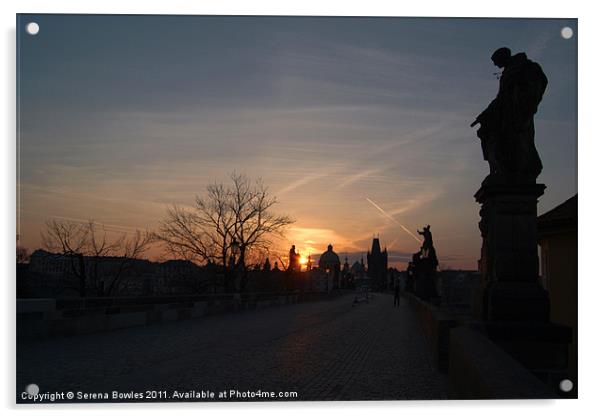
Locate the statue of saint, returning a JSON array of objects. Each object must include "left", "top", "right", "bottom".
[
  {"left": 288, "top": 245, "right": 300, "bottom": 271},
  {"left": 471, "top": 47, "right": 548, "bottom": 182},
  {"left": 417, "top": 225, "right": 434, "bottom": 253}
]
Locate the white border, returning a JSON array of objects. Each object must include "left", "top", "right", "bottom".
[{"left": 2, "top": 1, "right": 600, "bottom": 417}]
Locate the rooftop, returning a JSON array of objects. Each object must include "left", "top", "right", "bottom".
[{"left": 538, "top": 194, "right": 577, "bottom": 236}]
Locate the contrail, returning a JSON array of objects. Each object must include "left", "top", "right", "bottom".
[{"left": 365, "top": 198, "right": 421, "bottom": 243}]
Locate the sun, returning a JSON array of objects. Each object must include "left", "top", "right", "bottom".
[{"left": 299, "top": 256, "right": 308, "bottom": 266}]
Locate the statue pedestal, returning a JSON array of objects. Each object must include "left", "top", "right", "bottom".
[
  {"left": 474, "top": 181, "right": 572, "bottom": 388},
  {"left": 412, "top": 251, "right": 439, "bottom": 301},
  {"left": 474, "top": 181, "right": 549, "bottom": 321},
  {"left": 414, "top": 268, "right": 438, "bottom": 300}
]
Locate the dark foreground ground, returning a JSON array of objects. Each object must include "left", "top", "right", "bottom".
[{"left": 17, "top": 293, "right": 446, "bottom": 403}]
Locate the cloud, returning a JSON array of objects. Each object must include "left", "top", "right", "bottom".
[{"left": 277, "top": 172, "right": 332, "bottom": 196}]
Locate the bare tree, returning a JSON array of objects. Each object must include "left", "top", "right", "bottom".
[
  {"left": 159, "top": 182, "right": 235, "bottom": 268},
  {"left": 227, "top": 173, "right": 294, "bottom": 271},
  {"left": 42, "top": 219, "right": 153, "bottom": 297},
  {"left": 155, "top": 173, "right": 294, "bottom": 291}
]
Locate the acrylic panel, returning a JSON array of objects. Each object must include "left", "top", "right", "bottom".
[{"left": 16, "top": 14, "right": 577, "bottom": 403}]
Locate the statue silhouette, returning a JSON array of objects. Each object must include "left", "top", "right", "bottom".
[
  {"left": 471, "top": 47, "right": 548, "bottom": 182},
  {"left": 288, "top": 245, "right": 300, "bottom": 271},
  {"left": 417, "top": 225, "right": 433, "bottom": 254}
]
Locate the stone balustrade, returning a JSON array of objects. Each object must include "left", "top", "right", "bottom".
[{"left": 17, "top": 291, "right": 335, "bottom": 340}]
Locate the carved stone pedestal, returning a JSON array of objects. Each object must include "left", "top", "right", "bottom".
[
  {"left": 474, "top": 180, "right": 572, "bottom": 390},
  {"left": 474, "top": 181, "right": 549, "bottom": 321}
]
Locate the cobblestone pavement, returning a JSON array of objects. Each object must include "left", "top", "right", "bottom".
[{"left": 17, "top": 293, "right": 446, "bottom": 402}]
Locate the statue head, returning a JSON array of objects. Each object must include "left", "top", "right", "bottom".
[{"left": 491, "top": 47, "right": 511, "bottom": 68}]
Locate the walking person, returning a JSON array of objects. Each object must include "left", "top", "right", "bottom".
[{"left": 393, "top": 276, "right": 400, "bottom": 307}]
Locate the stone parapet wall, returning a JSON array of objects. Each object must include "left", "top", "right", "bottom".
[
  {"left": 405, "top": 292, "right": 457, "bottom": 372},
  {"left": 448, "top": 326, "right": 553, "bottom": 399},
  {"left": 404, "top": 293, "right": 554, "bottom": 399},
  {"left": 17, "top": 291, "right": 336, "bottom": 340}
]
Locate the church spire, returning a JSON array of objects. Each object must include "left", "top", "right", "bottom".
[{"left": 370, "top": 237, "right": 382, "bottom": 255}]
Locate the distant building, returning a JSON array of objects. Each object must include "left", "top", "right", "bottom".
[
  {"left": 537, "top": 194, "right": 577, "bottom": 386},
  {"left": 367, "top": 238, "right": 388, "bottom": 290},
  {"left": 350, "top": 258, "right": 366, "bottom": 278},
  {"left": 350, "top": 257, "right": 372, "bottom": 291},
  {"left": 318, "top": 244, "right": 341, "bottom": 291},
  {"left": 28, "top": 249, "right": 71, "bottom": 276},
  {"left": 318, "top": 244, "right": 341, "bottom": 272},
  {"left": 342, "top": 256, "right": 350, "bottom": 274},
  {"left": 156, "top": 259, "right": 208, "bottom": 294},
  {"left": 23, "top": 249, "right": 208, "bottom": 296}
]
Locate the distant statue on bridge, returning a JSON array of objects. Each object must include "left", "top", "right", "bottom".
[
  {"left": 471, "top": 47, "right": 548, "bottom": 183},
  {"left": 288, "top": 245, "right": 300, "bottom": 272},
  {"left": 417, "top": 225, "right": 436, "bottom": 260},
  {"left": 409, "top": 225, "right": 439, "bottom": 300}
]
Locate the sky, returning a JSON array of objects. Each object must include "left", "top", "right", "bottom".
[{"left": 17, "top": 15, "right": 577, "bottom": 269}]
